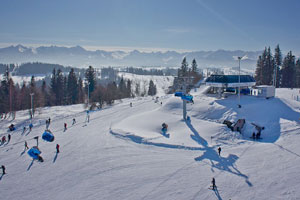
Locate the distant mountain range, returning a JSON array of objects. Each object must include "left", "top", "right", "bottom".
[{"left": 0, "top": 44, "right": 262, "bottom": 69}]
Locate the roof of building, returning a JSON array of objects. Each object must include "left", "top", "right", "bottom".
[
  {"left": 206, "top": 75, "right": 255, "bottom": 83},
  {"left": 205, "top": 75, "right": 256, "bottom": 87}
]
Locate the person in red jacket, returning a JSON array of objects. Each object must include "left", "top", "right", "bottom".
[
  {"left": 56, "top": 144, "right": 60, "bottom": 153},
  {"left": 64, "top": 123, "right": 67, "bottom": 131}
]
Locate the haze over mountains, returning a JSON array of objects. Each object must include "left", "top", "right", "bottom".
[{"left": 0, "top": 44, "right": 262, "bottom": 69}]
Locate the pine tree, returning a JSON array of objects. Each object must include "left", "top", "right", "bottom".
[
  {"left": 67, "top": 68, "right": 79, "bottom": 104},
  {"left": 255, "top": 55, "right": 263, "bottom": 85},
  {"left": 126, "top": 79, "right": 132, "bottom": 98},
  {"left": 274, "top": 44, "right": 282, "bottom": 87},
  {"left": 50, "top": 68, "right": 57, "bottom": 105},
  {"left": 55, "top": 69, "right": 64, "bottom": 105},
  {"left": 148, "top": 80, "right": 157, "bottom": 96},
  {"left": 178, "top": 57, "right": 189, "bottom": 78},
  {"left": 118, "top": 77, "right": 126, "bottom": 99},
  {"left": 191, "top": 59, "right": 198, "bottom": 74},
  {"left": 0, "top": 67, "right": 12, "bottom": 114},
  {"left": 85, "top": 66, "right": 96, "bottom": 94},
  {"left": 40, "top": 79, "right": 47, "bottom": 106},
  {"left": 295, "top": 59, "right": 300, "bottom": 88},
  {"left": 281, "top": 51, "right": 296, "bottom": 88},
  {"left": 78, "top": 77, "right": 84, "bottom": 103},
  {"left": 254, "top": 47, "right": 275, "bottom": 85}
]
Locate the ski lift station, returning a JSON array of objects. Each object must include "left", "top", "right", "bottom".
[
  {"left": 205, "top": 75, "right": 256, "bottom": 97},
  {"left": 205, "top": 75, "right": 276, "bottom": 98}
]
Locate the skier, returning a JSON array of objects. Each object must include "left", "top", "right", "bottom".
[
  {"left": 29, "top": 123, "right": 33, "bottom": 131},
  {"left": 161, "top": 123, "right": 168, "bottom": 134},
  {"left": 56, "top": 144, "right": 60, "bottom": 153},
  {"left": 7, "top": 134, "right": 11, "bottom": 143},
  {"left": 64, "top": 123, "right": 67, "bottom": 131},
  {"left": 2, "top": 136, "right": 6, "bottom": 144},
  {"left": 1, "top": 165, "right": 5, "bottom": 174},
  {"left": 211, "top": 177, "right": 216, "bottom": 190},
  {"left": 218, "top": 147, "right": 221, "bottom": 156},
  {"left": 130, "top": 102, "right": 132, "bottom": 107},
  {"left": 72, "top": 118, "right": 76, "bottom": 125},
  {"left": 24, "top": 141, "right": 29, "bottom": 150},
  {"left": 86, "top": 110, "right": 90, "bottom": 123},
  {"left": 34, "top": 136, "right": 39, "bottom": 146},
  {"left": 23, "top": 126, "right": 26, "bottom": 133},
  {"left": 48, "top": 117, "right": 51, "bottom": 125},
  {"left": 46, "top": 119, "right": 49, "bottom": 129}
]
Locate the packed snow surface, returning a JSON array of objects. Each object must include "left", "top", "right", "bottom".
[{"left": 1, "top": 87, "right": 300, "bottom": 200}]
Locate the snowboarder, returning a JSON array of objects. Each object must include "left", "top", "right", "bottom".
[
  {"left": 218, "top": 147, "right": 221, "bottom": 156},
  {"left": 23, "top": 126, "right": 26, "bottom": 133},
  {"left": 56, "top": 144, "right": 60, "bottom": 153},
  {"left": 7, "top": 134, "right": 11, "bottom": 143},
  {"left": 1, "top": 165, "right": 5, "bottom": 174},
  {"left": 48, "top": 117, "right": 51, "bottom": 125},
  {"left": 72, "top": 118, "right": 76, "bottom": 125},
  {"left": 211, "top": 177, "right": 216, "bottom": 190},
  {"left": 252, "top": 132, "right": 256, "bottom": 139},
  {"left": 24, "top": 141, "right": 29, "bottom": 150},
  {"left": 64, "top": 123, "right": 67, "bottom": 131}
]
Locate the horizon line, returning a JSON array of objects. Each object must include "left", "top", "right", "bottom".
[{"left": 0, "top": 42, "right": 263, "bottom": 54}]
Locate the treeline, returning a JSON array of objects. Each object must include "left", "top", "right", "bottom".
[
  {"left": 255, "top": 45, "right": 300, "bottom": 88},
  {"left": 0, "top": 62, "right": 86, "bottom": 76},
  {"left": 123, "top": 67, "right": 164, "bottom": 76},
  {"left": 0, "top": 66, "right": 158, "bottom": 115}
]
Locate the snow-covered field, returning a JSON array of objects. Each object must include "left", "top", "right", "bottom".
[
  {"left": 1, "top": 87, "right": 300, "bottom": 200},
  {"left": 118, "top": 72, "right": 174, "bottom": 96}
]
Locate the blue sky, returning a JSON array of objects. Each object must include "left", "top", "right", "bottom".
[{"left": 0, "top": 0, "right": 299, "bottom": 53}]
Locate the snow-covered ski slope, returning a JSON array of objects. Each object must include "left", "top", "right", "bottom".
[{"left": 1, "top": 87, "right": 300, "bottom": 200}]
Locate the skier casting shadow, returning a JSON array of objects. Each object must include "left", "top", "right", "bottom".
[{"left": 187, "top": 121, "right": 252, "bottom": 187}]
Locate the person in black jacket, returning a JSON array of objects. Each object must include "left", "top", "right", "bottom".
[{"left": 1, "top": 165, "right": 5, "bottom": 174}]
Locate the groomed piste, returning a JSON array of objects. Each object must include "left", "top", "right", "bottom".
[{"left": 1, "top": 86, "right": 300, "bottom": 200}]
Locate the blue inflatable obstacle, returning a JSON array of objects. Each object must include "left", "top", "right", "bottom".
[
  {"left": 42, "top": 130, "right": 55, "bottom": 142},
  {"left": 181, "top": 94, "right": 193, "bottom": 102},
  {"left": 175, "top": 92, "right": 184, "bottom": 97},
  {"left": 28, "top": 146, "right": 41, "bottom": 159}
]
